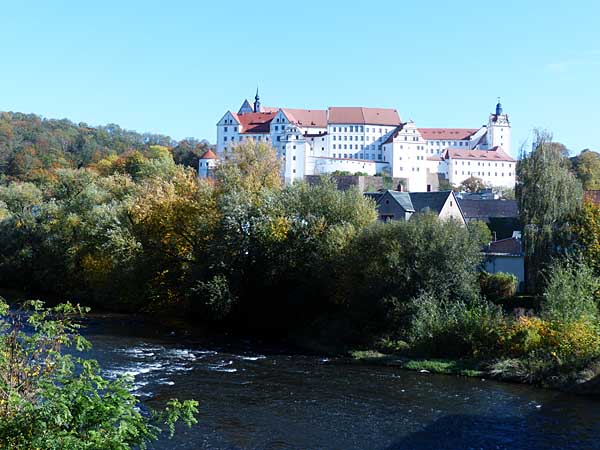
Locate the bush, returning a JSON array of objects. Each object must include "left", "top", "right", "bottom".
[
  {"left": 479, "top": 271, "right": 519, "bottom": 301},
  {"left": 407, "top": 293, "right": 505, "bottom": 358},
  {"left": 542, "top": 260, "right": 600, "bottom": 324},
  {"left": 499, "top": 315, "right": 600, "bottom": 370},
  {"left": 0, "top": 299, "right": 198, "bottom": 449}
]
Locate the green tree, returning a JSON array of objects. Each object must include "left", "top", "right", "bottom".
[
  {"left": 214, "top": 140, "right": 282, "bottom": 200},
  {"left": 516, "top": 130, "right": 583, "bottom": 291},
  {"left": 460, "top": 176, "right": 487, "bottom": 193},
  {"left": 467, "top": 219, "right": 492, "bottom": 248},
  {"left": 0, "top": 299, "right": 198, "bottom": 449},
  {"left": 573, "top": 149, "right": 600, "bottom": 190}
]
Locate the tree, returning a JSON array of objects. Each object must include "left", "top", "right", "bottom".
[
  {"left": 572, "top": 199, "right": 600, "bottom": 274},
  {"left": 467, "top": 219, "right": 492, "bottom": 248},
  {"left": 516, "top": 130, "right": 583, "bottom": 291},
  {"left": 214, "top": 141, "right": 282, "bottom": 199},
  {"left": 0, "top": 299, "right": 198, "bottom": 449},
  {"left": 460, "top": 176, "right": 487, "bottom": 193},
  {"left": 573, "top": 149, "right": 600, "bottom": 190}
]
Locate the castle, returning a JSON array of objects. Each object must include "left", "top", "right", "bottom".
[{"left": 203, "top": 91, "right": 516, "bottom": 192}]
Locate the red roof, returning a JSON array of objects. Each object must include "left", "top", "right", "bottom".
[
  {"left": 234, "top": 111, "right": 277, "bottom": 134},
  {"left": 328, "top": 107, "right": 401, "bottom": 126},
  {"left": 427, "top": 155, "right": 443, "bottom": 161},
  {"left": 418, "top": 128, "right": 479, "bottom": 140},
  {"left": 443, "top": 147, "right": 515, "bottom": 162},
  {"left": 200, "top": 149, "right": 217, "bottom": 160},
  {"left": 281, "top": 108, "right": 327, "bottom": 128}
]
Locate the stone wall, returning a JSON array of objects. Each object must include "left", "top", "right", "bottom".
[{"left": 305, "top": 175, "right": 407, "bottom": 192}]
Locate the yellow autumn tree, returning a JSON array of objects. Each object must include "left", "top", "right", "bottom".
[
  {"left": 214, "top": 140, "right": 282, "bottom": 200},
  {"left": 129, "top": 167, "right": 220, "bottom": 304}
]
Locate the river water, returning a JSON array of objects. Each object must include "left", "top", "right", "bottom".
[{"left": 81, "top": 314, "right": 600, "bottom": 450}]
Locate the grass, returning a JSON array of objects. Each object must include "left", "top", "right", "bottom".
[{"left": 350, "top": 349, "right": 486, "bottom": 378}]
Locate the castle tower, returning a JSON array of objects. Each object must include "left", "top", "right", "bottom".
[
  {"left": 198, "top": 149, "right": 218, "bottom": 178},
  {"left": 253, "top": 88, "right": 261, "bottom": 113},
  {"left": 488, "top": 98, "right": 511, "bottom": 153}
]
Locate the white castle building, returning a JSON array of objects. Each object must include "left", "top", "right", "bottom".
[{"left": 206, "top": 91, "right": 515, "bottom": 191}]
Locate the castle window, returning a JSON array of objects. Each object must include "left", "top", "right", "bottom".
[
  {"left": 224, "top": 127, "right": 228, "bottom": 132},
  {"left": 224, "top": 136, "right": 227, "bottom": 141},
  {"left": 333, "top": 144, "right": 336, "bottom": 149}
]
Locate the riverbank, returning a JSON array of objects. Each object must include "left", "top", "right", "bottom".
[
  {"left": 3, "top": 288, "right": 600, "bottom": 398},
  {"left": 349, "top": 349, "right": 600, "bottom": 397}
]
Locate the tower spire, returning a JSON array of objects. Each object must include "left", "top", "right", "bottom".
[
  {"left": 495, "top": 97, "right": 503, "bottom": 115},
  {"left": 254, "top": 86, "right": 261, "bottom": 112}
]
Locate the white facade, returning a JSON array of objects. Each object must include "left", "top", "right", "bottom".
[{"left": 208, "top": 96, "right": 516, "bottom": 190}]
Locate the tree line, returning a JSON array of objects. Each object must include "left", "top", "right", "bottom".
[{"left": 0, "top": 120, "right": 599, "bottom": 385}]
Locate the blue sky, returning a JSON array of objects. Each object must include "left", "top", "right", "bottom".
[{"left": 1, "top": 0, "right": 598, "bottom": 155}]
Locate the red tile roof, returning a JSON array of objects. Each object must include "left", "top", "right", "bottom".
[
  {"left": 442, "top": 147, "right": 515, "bottom": 162},
  {"left": 200, "top": 149, "right": 218, "bottom": 159},
  {"left": 234, "top": 111, "right": 277, "bottom": 134},
  {"left": 282, "top": 108, "right": 327, "bottom": 128},
  {"left": 418, "top": 128, "right": 479, "bottom": 140},
  {"left": 427, "top": 155, "right": 443, "bottom": 161},
  {"left": 328, "top": 107, "right": 401, "bottom": 126}
]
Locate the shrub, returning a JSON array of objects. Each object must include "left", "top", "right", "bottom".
[
  {"left": 479, "top": 271, "right": 519, "bottom": 301},
  {"left": 0, "top": 299, "right": 198, "bottom": 449},
  {"left": 499, "top": 315, "right": 600, "bottom": 368},
  {"left": 542, "top": 260, "right": 600, "bottom": 324},
  {"left": 408, "top": 293, "right": 505, "bottom": 358}
]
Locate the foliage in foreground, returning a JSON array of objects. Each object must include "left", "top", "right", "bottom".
[{"left": 0, "top": 299, "right": 198, "bottom": 450}]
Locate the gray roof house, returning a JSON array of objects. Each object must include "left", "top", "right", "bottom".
[
  {"left": 365, "top": 190, "right": 465, "bottom": 224},
  {"left": 457, "top": 199, "right": 520, "bottom": 240}
]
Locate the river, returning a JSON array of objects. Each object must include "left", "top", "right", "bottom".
[{"left": 80, "top": 314, "right": 600, "bottom": 450}]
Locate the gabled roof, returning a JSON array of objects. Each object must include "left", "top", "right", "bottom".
[
  {"left": 486, "top": 237, "right": 522, "bottom": 255},
  {"left": 457, "top": 199, "right": 518, "bottom": 220},
  {"left": 442, "top": 147, "right": 515, "bottom": 162},
  {"left": 383, "top": 123, "right": 407, "bottom": 144},
  {"left": 281, "top": 108, "right": 327, "bottom": 128},
  {"left": 364, "top": 192, "right": 384, "bottom": 203},
  {"left": 234, "top": 111, "right": 277, "bottom": 134},
  {"left": 418, "top": 128, "right": 480, "bottom": 140},
  {"left": 260, "top": 106, "right": 279, "bottom": 113},
  {"left": 365, "top": 190, "right": 414, "bottom": 212},
  {"left": 385, "top": 191, "right": 415, "bottom": 212},
  {"left": 238, "top": 100, "right": 254, "bottom": 114},
  {"left": 328, "top": 107, "right": 401, "bottom": 126},
  {"left": 409, "top": 191, "right": 454, "bottom": 215},
  {"left": 199, "top": 149, "right": 218, "bottom": 160}
]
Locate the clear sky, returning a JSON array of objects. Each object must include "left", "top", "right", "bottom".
[{"left": 1, "top": 0, "right": 598, "bottom": 155}]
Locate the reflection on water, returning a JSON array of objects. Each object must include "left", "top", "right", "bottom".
[{"left": 80, "top": 315, "right": 600, "bottom": 450}]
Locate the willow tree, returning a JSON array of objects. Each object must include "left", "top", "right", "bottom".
[{"left": 516, "top": 130, "right": 582, "bottom": 292}]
